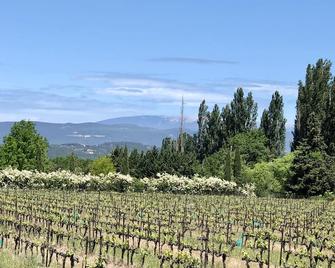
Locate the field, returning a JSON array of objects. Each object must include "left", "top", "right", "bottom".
[{"left": 0, "top": 189, "right": 334, "bottom": 268}]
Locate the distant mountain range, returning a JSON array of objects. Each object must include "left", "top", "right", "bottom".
[
  {"left": 98, "top": 115, "right": 197, "bottom": 130},
  {"left": 0, "top": 119, "right": 192, "bottom": 146},
  {"left": 0, "top": 115, "right": 292, "bottom": 158}
]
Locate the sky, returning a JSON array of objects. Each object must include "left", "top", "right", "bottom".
[{"left": 0, "top": 1, "right": 334, "bottom": 127}]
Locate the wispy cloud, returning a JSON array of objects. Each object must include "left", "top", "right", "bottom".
[
  {"left": 149, "top": 57, "right": 238, "bottom": 65},
  {"left": 0, "top": 72, "right": 297, "bottom": 124},
  {"left": 96, "top": 81, "right": 231, "bottom": 106}
]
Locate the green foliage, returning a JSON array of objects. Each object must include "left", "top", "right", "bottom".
[
  {"left": 207, "top": 104, "right": 222, "bottom": 155},
  {"left": 244, "top": 153, "right": 294, "bottom": 196},
  {"left": 233, "top": 146, "right": 242, "bottom": 181},
  {"left": 260, "top": 91, "right": 286, "bottom": 157},
  {"left": 224, "top": 150, "right": 232, "bottom": 181},
  {"left": 287, "top": 113, "right": 334, "bottom": 197},
  {"left": 287, "top": 147, "right": 333, "bottom": 197},
  {"left": 229, "top": 88, "right": 258, "bottom": 135},
  {"left": 0, "top": 120, "right": 49, "bottom": 171},
  {"left": 90, "top": 156, "right": 116, "bottom": 175},
  {"left": 196, "top": 88, "right": 259, "bottom": 161},
  {"left": 229, "top": 130, "right": 269, "bottom": 165},
  {"left": 199, "top": 148, "right": 226, "bottom": 178},
  {"left": 50, "top": 153, "right": 92, "bottom": 173},
  {"left": 197, "top": 100, "right": 210, "bottom": 161},
  {"left": 292, "top": 59, "right": 333, "bottom": 151}
]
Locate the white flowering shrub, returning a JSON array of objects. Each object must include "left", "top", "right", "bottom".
[{"left": 0, "top": 167, "right": 255, "bottom": 196}]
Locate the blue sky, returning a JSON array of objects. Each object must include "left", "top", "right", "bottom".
[{"left": 0, "top": 1, "right": 334, "bottom": 127}]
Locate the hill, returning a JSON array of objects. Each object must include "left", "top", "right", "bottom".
[{"left": 48, "top": 142, "right": 150, "bottom": 159}]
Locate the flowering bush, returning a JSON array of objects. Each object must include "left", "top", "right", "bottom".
[{"left": 0, "top": 167, "right": 254, "bottom": 196}]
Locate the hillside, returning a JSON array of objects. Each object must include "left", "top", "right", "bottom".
[{"left": 0, "top": 121, "right": 183, "bottom": 146}]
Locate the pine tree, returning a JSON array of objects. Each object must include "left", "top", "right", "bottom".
[
  {"left": 120, "top": 147, "right": 129, "bottom": 174},
  {"left": 260, "top": 91, "right": 286, "bottom": 157},
  {"left": 287, "top": 113, "right": 334, "bottom": 196}
]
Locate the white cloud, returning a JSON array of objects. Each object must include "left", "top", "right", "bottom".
[{"left": 95, "top": 78, "right": 231, "bottom": 106}]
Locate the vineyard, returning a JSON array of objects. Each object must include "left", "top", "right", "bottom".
[{"left": 0, "top": 189, "right": 334, "bottom": 268}]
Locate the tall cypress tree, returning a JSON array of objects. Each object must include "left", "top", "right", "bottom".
[
  {"left": 260, "top": 91, "right": 286, "bottom": 157},
  {"left": 233, "top": 146, "right": 242, "bottom": 180},
  {"left": 197, "top": 100, "right": 209, "bottom": 160},
  {"left": 224, "top": 150, "right": 232, "bottom": 181}
]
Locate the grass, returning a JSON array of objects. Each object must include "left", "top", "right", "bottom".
[{"left": 0, "top": 249, "right": 40, "bottom": 268}]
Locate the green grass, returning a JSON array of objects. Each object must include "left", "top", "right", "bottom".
[{"left": 0, "top": 249, "right": 40, "bottom": 268}]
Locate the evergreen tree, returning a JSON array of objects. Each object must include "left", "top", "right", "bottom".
[
  {"left": 0, "top": 120, "right": 49, "bottom": 171},
  {"left": 197, "top": 100, "right": 209, "bottom": 160},
  {"left": 260, "top": 91, "right": 286, "bottom": 157},
  {"left": 120, "top": 147, "right": 129, "bottom": 174},
  {"left": 129, "top": 149, "right": 141, "bottom": 177},
  {"left": 224, "top": 150, "right": 232, "bottom": 181},
  {"left": 287, "top": 113, "right": 334, "bottom": 196}
]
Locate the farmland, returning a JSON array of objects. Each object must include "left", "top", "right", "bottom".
[{"left": 0, "top": 189, "right": 334, "bottom": 267}]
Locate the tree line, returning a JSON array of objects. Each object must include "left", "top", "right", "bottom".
[{"left": 0, "top": 59, "right": 334, "bottom": 197}]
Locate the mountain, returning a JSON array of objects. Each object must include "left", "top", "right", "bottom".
[
  {"left": 49, "top": 142, "right": 150, "bottom": 159},
  {"left": 98, "top": 115, "right": 197, "bottom": 130},
  {"left": 0, "top": 121, "right": 184, "bottom": 146}
]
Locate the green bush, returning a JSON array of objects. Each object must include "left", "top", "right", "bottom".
[
  {"left": 244, "top": 153, "right": 294, "bottom": 196},
  {"left": 90, "top": 156, "right": 115, "bottom": 175}
]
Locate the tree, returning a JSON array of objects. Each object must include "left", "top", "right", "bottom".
[
  {"left": 322, "top": 78, "right": 335, "bottom": 155},
  {"left": 224, "top": 150, "right": 232, "bottom": 181},
  {"left": 50, "top": 155, "right": 92, "bottom": 174},
  {"left": 0, "top": 120, "right": 48, "bottom": 171},
  {"left": 260, "top": 91, "right": 286, "bottom": 157},
  {"left": 120, "top": 147, "right": 129, "bottom": 174},
  {"left": 90, "top": 156, "right": 115, "bottom": 175},
  {"left": 200, "top": 148, "right": 226, "bottom": 178},
  {"left": 233, "top": 146, "right": 242, "bottom": 181},
  {"left": 230, "top": 130, "right": 270, "bottom": 165},
  {"left": 292, "top": 59, "right": 333, "bottom": 150},
  {"left": 207, "top": 104, "right": 222, "bottom": 155},
  {"left": 230, "top": 88, "right": 258, "bottom": 135},
  {"left": 245, "top": 153, "right": 294, "bottom": 197},
  {"left": 246, "top": 92, "right": 258, "bottom": 129},
  {"left": 197, "top": 100, "right": 209, "bottom": 160},
  {"left": 287, "top": 113, "right": 334, "bottom": 196},
  {"left": 221, "top": 104, "right": 233, "bottom": 141}
]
